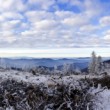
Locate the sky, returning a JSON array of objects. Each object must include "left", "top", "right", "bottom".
[{"left": 0, "top": 0, "right": 110, "bottom": 57}]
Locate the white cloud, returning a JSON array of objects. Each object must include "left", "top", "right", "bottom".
[
  {"left": 1, "top": 20, "right": 20, "bottom": 31},
  {"left": 0, "top": 0, "right": 26, "bottom": 12},
  {"left": 28, "top": 0, "right": 55, "bottom": 10},
  {"left": 62, "top": 15, "right": 88, "bottom": 27},
  {"left": 104, "top": 35, "right": 110, "bottom": 40},
  {"left": 0, "top": 0, "right": 109, "bottom": 49},
  {"left": 100, "top": 16, "right": 110, "bottom": 26},
  {"left": 0, "top": 12, "right": 23, "bottom": 24},
  {"left": 25, "top": 11, "right": 55, "bottom": 23},
  {"left": 84, "top": 0, "right": 102, "bottom": 17},
  {"left": 2, "top": 12, "right": 23, "bottom": 20},
  {"left": 34, "top": 20, "right": 58, "bottom": 30},
  {"left": 0, "top": 31, "right": 16, "bottom": 43},
  {"left": 103, "top": 30, "right": 110, "bottom": 40},
  {"left": 55, "top": 11, "right": 74, "bottom": 19},
  {"left": 80, "top": 25, "right": 99, "bottom": 32}
]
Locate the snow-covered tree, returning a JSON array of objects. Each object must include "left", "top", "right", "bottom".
[
  {"left": 53, "top": 65, "right": 59, "bottom": 74},
  {"left": 88, "top": 51, "right": 97, "bottom": 75},
  {"left": 95, "top": 56, "right": 102, "bottom": 75},
  {"left": 75, "top": 67, "right": 81, "bottom": 74},
  {"left": 88, "top": 52, "right": 103, "bottom": 75},
  {"left": 54, "top": 65, "right": 58, "bottom": 71},
  {"left": 62, "top": 63, "right": 68, "bottom": 74},
  {"left": 62, "top": 63, "right": 74, "bottom": 74}
]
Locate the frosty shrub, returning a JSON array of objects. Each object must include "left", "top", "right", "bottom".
[{"left": 0, "top": 75, "right": 109, "bottom": 110}]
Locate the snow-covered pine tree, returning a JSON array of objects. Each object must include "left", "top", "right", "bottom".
[
  {"left": 62, "top": 63, "right": 68, "bottom": 74},
  {"left": 54, "top": 65, "right": 58, "bottom": 74},
  {"left": 75, "top": 67, "right": 81, "bottom": 74},
  {"left": 62, "top": 63, "right": 74, "bottom": 75},
  {"left": 88, "top": 51, "right": 97, "bottom": 75},
  {"left": 95, "top": 56, "right": 102, "bottom": 75},
  {"left": 62, "top": 63, "right": 70, "bottom": 74}
]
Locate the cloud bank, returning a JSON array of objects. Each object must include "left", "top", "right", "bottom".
[{"left": 0, "top": 0, "right": 110, "bottom": 48}]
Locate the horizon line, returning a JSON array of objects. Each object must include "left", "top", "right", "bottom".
[{"left": 0, "top": 48, "right": 109, "bottom": 57}]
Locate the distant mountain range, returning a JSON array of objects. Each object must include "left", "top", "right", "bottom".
[
  {"left": 0, "top": 57, "right": 109, "bottom": 70},
  {"left": 103, "top": 60, "right": 110, "bottom": 64}
]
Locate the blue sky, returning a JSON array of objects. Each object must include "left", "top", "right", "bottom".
[{"left": 0, "top": 0, "right": 110, "bottom": 57}]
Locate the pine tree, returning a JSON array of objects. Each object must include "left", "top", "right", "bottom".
[
  {"left": 88, "top": 51, "right": 97, "bottom": 75},
  {"left": 54, "top": 65, "right": 58, "bottom": 74},
  {"left": 62, "top": 63, "right": 74, "bottom": 75},
  {"left": 95, "top": 56, "right": 102, "bottom": 75},
  {"left": 62, "top": 63, "right": 69, "bottom": 74}
]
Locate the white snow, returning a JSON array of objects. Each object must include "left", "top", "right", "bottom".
[
  {"left": 0, "top": 68, "right": 102, "bottom": 85},
  {"left": 92, "top": 89, "right": 110, "bottom": 110},
  {"left": 87, "top": 85, "right": 110, "bottom": 110}
]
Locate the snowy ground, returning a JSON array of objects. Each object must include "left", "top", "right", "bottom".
[
  {"left": 0, "top": 68, "right": 110, "bottom": 110},
  {"left": 87, "top": 86, "right": 110, "bottom": 110},
  {"left": 94, "top": 89, "right": 110, "bottom": 110},
  {"left": 0, "top": 68, "right": 102, "bottom": 85}
]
